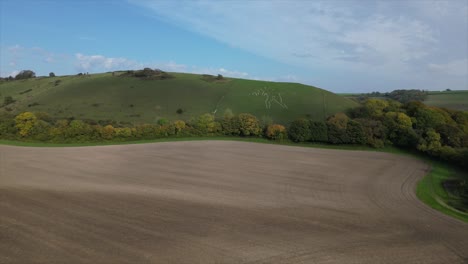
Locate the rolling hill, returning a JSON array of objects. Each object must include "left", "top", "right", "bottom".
[{"left": 0, "top": 72, "right": 358, "bottom": 124}]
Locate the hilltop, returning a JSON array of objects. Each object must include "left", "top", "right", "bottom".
[{"left": 0, "top": 71, "right": 357, "bottom": 124}]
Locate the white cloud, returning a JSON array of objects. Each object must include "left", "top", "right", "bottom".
[
  {"left": 130, "top": 0, "right": 467, "bottom": 90},
  {"left": 75, "top": 53, "right": 141, "bottom": 72},
  {"left": 428, "top": 59, "right": 468, "bottom": 76}
]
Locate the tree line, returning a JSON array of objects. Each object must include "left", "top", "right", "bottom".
[{"left": 0, "top": 99, "right": 467, "bottom": 169}]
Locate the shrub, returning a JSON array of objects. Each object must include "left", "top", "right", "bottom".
[
  {"left": 326, "top": 113, "right": 350, "bottom": 144},
  {"left": 14, "top": 112, "right": 38, "bottom": 137},
  {"left": 309, "top": 121, "right": 328, "bottom": 142},
  {"left": 346, "top": 120, "right": 366, "bottom": 144},
  {"left": 288, "top": 119, "right": 311, "bottom": 142},
  {"left": 238, "top": 113, "right": 261, "bottom": 136},
  {"left": 173, "top": 120, "right": 186, "bottom": 134},
  {"left": 49, "top": 72, "right": 55, "bottom": 77},
  {"left": 221, "top": 115, "right": 241, "bottom": 136},
  {"left": 194, "top": 113, "right": 221, "bottom": 135},
  {"left": 265, "top": 124, "right": 287, "bottom": 140},
  {"left": 176, "top": 108, "right": 184, "bottom": 114}
]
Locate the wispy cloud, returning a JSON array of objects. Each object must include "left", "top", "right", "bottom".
[
  {"left": 75, "top": 53, "right": 141, "bottom": 72},
  {"left": 130, "top": 0, "right": 468, "bottom": 90}
]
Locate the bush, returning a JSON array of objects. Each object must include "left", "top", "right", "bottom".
[
  {"left": 326, "top": 113, "right": 350, "bottom": 144},
  {"left": 14, "top": 112, "right": 38, "bottom": 137},
  {"left": 238, "top": 113, "right": 261, "bottom": 136},
  {"left": 265, "top": 124, "right": 287, "bottom": 140},
  {"left": 176, "top": 108, "right": 184, "bottom": 114},
  {"left": 346, "top": 120, "right": 366, "bottom": 144},
  {"left": 221, "top": 115, "right": 241, "bottom": 136},
  {"left": 49, "top": 72, "right": 55, "bottom": 77},
  {"left": 309, "top": 121, "right": 328, "bottom": 142},
  {"left": 194, "top": 113, "right": 221, "bottom": 135},
  {"left": 288, "top": 119, "right": 311, "bottom": 142}
]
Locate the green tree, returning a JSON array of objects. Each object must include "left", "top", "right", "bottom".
[
  {"left": 195, "top": 113, "right": 221, "bottom": 134},
  {"left": 15, "top": 70, "right": 36, "bottom": 80},
  {"left": 326, "top": 113, "right": 350, "bottom": 144},
  {"left": 309, "top": 121, "right": 328, "bottom": 142},
  {"left": 383, "top": 111, "right": 417, "bottom": 147},
  {"left": 355, "top": 118, "right": 386, "bottom": 148},
  {"left": 417, "top": 128, "right": 442, "bottom": 154},
  {"left": 238, "top": 113, "right": 261, "bottom": 136},
  {"left": 363, "top": 99, "right": 389, "bottom": 118},
  {"left": 346, "top": 120, "right": 366, "bottom": 144},
  {"left": 288, "top": 118, "right": 311, "bottom": 142},
  {"left": 221, "top": 115, "right": 241, "bottom": 136}
]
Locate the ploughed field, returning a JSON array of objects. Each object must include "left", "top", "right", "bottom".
[{"left": 1, "top": 141, "right": 467, "bottom": 264}]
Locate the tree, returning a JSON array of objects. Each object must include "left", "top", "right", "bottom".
[
  {"left": 309, "top": 121, "right": 328, "bottom": 142},
  {"left": 346, "top": 120, "right": 366, "bottom": 144},
  {"left": 383, "top": 111, "right": 418, "bottom": 147},
  {"left": 15, "top": 70, "right": 36, "bottom": 80},
  {"left": 194, "top": 113, "right": 221, "bottom": 134},
  {"left": 326, "top": 113, "right": 350, "bottom": 144},
  {"left": 14, "top": 112, "right": 38, "bottom": 137},
  {"left": 238, "top": 113, "right": 261, "bottom": 136},
  {"left": 0, "top": 115, "right": 17, "bottom": 138},
  {"left": 100, "top": 125, "right": 115, "bottom": 140},
  {"left": 265, "top": 124, "right": 287, "bottom": 140},
  {"left": 221, "top": 115, "right": 241, "bottom": 136},
  {"left": 173, "top": 120, "right": 186, "bottom": 135},
  {"left": 355, "top": 118, "right": 386, "bottom": 148},
  {"left": 417, "top": 128, "right": 442, "bottom": 154},
  {"left": 362, "top": 99, "right": 389, "bottom": 118},
  {"left": 49, "top": 72, "right": 55, "bottom": 77},
  {"left": 288, "top": 119, "right": 311, "bottom": 142},
  {"left": 437, "top": 124, "right": 464, "bottom": 148}
]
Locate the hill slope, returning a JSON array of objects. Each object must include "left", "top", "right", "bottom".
[{"left": 0, "top": 72, "right": 357, "bottom": 124}]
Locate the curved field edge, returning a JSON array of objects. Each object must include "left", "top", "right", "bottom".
[{"left": 1, "top": 137, "right": 466, "bottom": 223}]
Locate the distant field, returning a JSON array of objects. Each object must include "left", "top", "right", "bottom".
[
  {"left": 0, "top": 72, "right": 357, "bottom": 124},
  {"left": 424, "top": 90, "right": 468, "bottom": 111}
]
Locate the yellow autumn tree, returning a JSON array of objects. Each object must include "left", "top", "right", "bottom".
[{"left": 14, "top": 112, "right": 38, "bottom": 137}]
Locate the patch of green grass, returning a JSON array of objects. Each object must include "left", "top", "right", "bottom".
[
  {"left": 0, "top": 72, "right": 357, "bottom": 124},
  {"left": 416, "top": 162, "right": 468, "bottom": 222}
]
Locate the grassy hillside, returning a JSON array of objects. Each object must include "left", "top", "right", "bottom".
[
  {"left": 424, "top": 90, "right": 468, "bottom": 111},
  {"left": 0, "top": 72, "right": 357, "bottom": 124}
]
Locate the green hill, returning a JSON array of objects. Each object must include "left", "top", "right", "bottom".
[{"left": 0, "top": 72, "right": 357, "bottom": 124}]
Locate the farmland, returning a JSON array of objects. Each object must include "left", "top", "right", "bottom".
[
  {"left": 424, "top": 90, "right": 468, "bottom": 111},
  {"left": 0, "top": 72, "right": 357, "bottom": 124},
  {"left": 1, "top": 141, "right": 467, "bottom": 264}
]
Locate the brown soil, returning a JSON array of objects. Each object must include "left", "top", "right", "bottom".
[{"left": 0, "top": 141, "right": 467, "bottom": 264}]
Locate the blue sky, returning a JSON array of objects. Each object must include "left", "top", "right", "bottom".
[{"left": 1, "top": 0, "right": 467, "bottom": 92}]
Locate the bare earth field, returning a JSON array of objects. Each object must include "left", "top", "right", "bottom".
[{"left": 1, "top": 141, "right": 467, "bottom": 264}]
